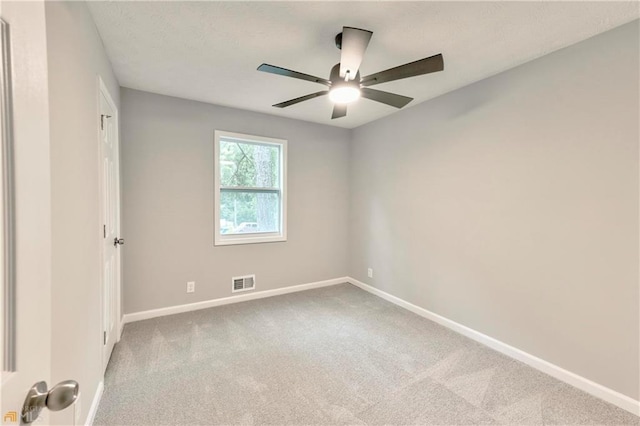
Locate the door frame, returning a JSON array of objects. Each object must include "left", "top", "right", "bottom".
[{"left": 97, "top": 76, "right": 121, "bottom": 372}]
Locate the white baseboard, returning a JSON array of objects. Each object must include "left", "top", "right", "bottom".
[
  {"left": 347, "top": 277, "right": 640, "bottom": 417},
  {"left": 122, "top": 277, "right": 348, "bottom": 324},
  {"left": 84, "top": 380, "right": 104, "bottom": 426}
]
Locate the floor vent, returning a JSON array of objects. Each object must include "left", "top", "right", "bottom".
[{"left": 232, "top": 275, "right": 255, "bottom": 293}]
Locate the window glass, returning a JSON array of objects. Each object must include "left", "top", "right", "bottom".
[{"left": 215, "top": 131, "right": 287, "bottom": 246}]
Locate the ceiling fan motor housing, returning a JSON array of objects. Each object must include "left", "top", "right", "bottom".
[
  {"left": 335, "top": 32, "right": 343, "bottom": 50},
  {"left": 330, "top": 63, "right": 360, "bottom": 86}
]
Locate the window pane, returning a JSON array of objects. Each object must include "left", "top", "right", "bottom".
[
  {"left": 219, "top": 191, "right": 280, "bottom": 234},
  {"left": 219, "top": 140, "right": 280, "bottom": 188}
]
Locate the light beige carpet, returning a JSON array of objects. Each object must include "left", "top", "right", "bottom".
[{"left": 95, "top": 284, "right": 638, "bottom": 425}]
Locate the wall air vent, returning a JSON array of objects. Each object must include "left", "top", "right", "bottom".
[{"left": 232, "top": 275, "right": 255, "bottom": 293}]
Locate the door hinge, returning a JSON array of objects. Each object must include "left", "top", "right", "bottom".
[
  {"left": 103, "top": 224, "right": 106, "bottom": 238},
  {"left": 103, "top": 331, "right": 106, "bottom": 345},
  {"left": 100, "top": 114, "right": 111, "bottom": 130}
]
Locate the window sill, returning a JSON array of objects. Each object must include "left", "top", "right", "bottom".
[{"left": 214, "top": 234, "right": 287, "bottom": 246}]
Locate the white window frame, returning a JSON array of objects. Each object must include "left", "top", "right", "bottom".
[{"left": 214, "top": 130, "right": 287, "bottom": 246}]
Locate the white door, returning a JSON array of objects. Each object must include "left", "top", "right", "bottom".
[
  {"left": 99, "top": 82, "right": 120, "bottom": 372},
  {"left": 1, "top": 2, "right": 55, "bottom": 425}
]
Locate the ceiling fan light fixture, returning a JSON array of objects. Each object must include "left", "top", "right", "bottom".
[
  {"left": 258, "top": 27, "right": 444, "bottom": 119},
  {"left": 329, "top": 86, "right": 360, "bottom": 104}
]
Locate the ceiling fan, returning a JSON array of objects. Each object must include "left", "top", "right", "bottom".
[{"left": 257, "top": 26, "right": 444, "bottom": 119}]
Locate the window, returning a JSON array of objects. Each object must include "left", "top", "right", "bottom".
[{"left": 214, "top": 130, "right": 287, "bottom": 246}]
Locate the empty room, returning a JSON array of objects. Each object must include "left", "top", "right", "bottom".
[{"left": 0, "top": 1, "right": 639, "bottom": 425}]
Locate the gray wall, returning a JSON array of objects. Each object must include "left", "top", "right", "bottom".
[
  {"left": 121, "top": 89, "right": 350, "bottom": 314},
  {"left": 349, "top": 21, "right": 639, "bottom": 399},
  {"left": 45, "top": 2, "right": 121, "bottom": 424}
]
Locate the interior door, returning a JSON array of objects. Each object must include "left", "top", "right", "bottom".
[
  {"left": 100, "top": 84, "right": 119, "bottom": 372},
  {"left": 1, "top": 1, "right": 53, "bottom": 425}
]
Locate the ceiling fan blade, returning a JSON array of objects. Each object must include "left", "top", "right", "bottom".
[
  {"left": 272, "top": 91, "right": 329, "bottom": 108},
  {"left": 331, "top": 104, "right": 347, "bottom": 119},
  {"left": 361, "top": 88, "right": 413, "bottom": 108},
  {"left": 361, "top": 53, "right": 444, "bottom": 87},
  {"left": 339, "top": 27, "right": 373, "bottom": 80},
  {"left": 258, "top": 64, "right": 331, "bottom": 86}
]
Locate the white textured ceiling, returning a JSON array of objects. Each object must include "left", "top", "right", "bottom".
[{"left": 88, "top": 1, "right": 639, "bottom": 129}]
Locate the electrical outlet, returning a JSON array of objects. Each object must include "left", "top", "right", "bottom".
[
  {"left": 187, "top": 281, "right": 195, "bottom": 293},
  {"left": 367, "top": 268, "right": 373, "bottom": 278}
]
